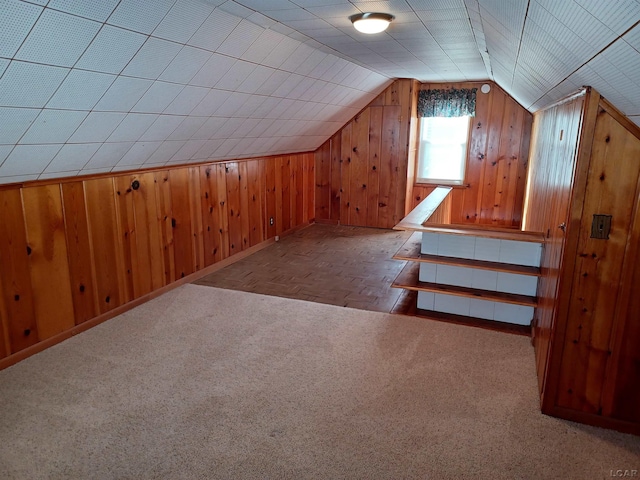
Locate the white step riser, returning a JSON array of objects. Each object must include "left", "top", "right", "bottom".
[{"left": 417, "top": 291, "right": 534, "bottom": 326}]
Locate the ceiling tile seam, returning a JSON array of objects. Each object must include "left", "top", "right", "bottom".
[
  {"left": 231, "top": 2, "right": 393, "bottom": 79},
  {"left": 464, "top": 0, "right": 492, "bottom": 79},
  {"left": 527, "top": 17, "right": 640, "bottom": 109},
  {"left": 509, "top": 0, "right": 532, "bottom": 91},
  {"left": 407, "top": 4, "right": 473, "bottom": 81},
  {"left": 6, "top": 1, "right": 46, "bottom": 62}
]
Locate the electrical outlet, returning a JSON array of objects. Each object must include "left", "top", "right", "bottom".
[{"left": 269, "top": 216, "right": 274, "bottom": 226}]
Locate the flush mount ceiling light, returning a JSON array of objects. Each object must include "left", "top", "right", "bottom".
[{"left": 350, "top": 12, "right": 394, "bottom": 34}]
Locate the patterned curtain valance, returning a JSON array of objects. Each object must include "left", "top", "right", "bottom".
[{"left": 418, "top": 88, "right": 477, "bottom": 117}]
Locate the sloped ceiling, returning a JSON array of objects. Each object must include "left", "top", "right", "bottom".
[{"left": 1, "top": 0, "right": 639, "bottom": 184}]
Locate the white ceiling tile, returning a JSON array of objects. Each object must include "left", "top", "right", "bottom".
[
  {"left": 46, "top": 70, "right": 116, "bottom": 110},
  {"left": 93, "top": 77, "right": 153, "bottom": 112},
  {"left": 0, "top": 107, "right": 40, "bottom": 144},
  {"left": 107, "top": 0, "right": 176, "bottom": 35},
  {"left": 214, "top": 92, "right": 250, "bottom": 117},
  {"left": 0, "top": 0, "right": 43, "bottom": 58},
  {"left": 216, "top": 19, "right": 264, "bottom": 57},
  {"left": 189, "top": 89, "right": 229, "bottom": 117},
  {"left": 132, "top": 82, "right": 184, "bottom": 113},
  {"left": 0, "top": 61, "right": 69, "bottom": 108},
  {"left": 139, "top": 116, "right": 185, "bottom": 141},
  {"left": 233, "top": 95, "right": 267, "bottom": 118},
  {"left": 253, "top": 70, "right": 291, "bottom": 96},
  {"left": 187, "top": 8, "right": 241, "bottom": 52},
  {"left": 623, "top": 25, "right": 640, "bottom": 50},
  {"left": 20, "top": 109, "right": 89, "bottom": 144},
  {"left": 575, "top": 0, "right": 640, "bottom": 34},
  {"left": 163, "top": 86, "right": 210, "bottom": 115},
  {"left": 271, "top": 73, "right": 305, "bottom": 97},
  {"left": 241, "top": 29, "right": 285, "bottom": 63},
  {"left": 167, "top": 116, "right": 208, "bottom": 140},
  {"left": 168, "top": 139, "right": 207, "bottom": 162},
  {"left": 75, "top": 25, "right": 147, "bottom": 74},
  {"left": 48, "top": 0, "right": 120, "bottom": 22},
  {"left": 84, "top": 142, "right": 135, "bottom": 169},
  {"left": 69, "top": 112, "right": 126, "bottom": 143},
  {"left": 193, "top": 117, "right": 227, "bottom": 139},
  {"left": 217, "top": 1, "right": 253, "bottom": 18},
  {"left": 152, "top": 0, "right": 213, "bottom": 43},
  {"left": 158, "top": 46, "right": 212, "bottom": 84},
  {"left": 194, "top": 139, "right": 225, "bottom": 159},
  {"left": 38, "top": 170, "right": 80, "bottom": 180},
  {"left": 0, "top": 144, "right": 63, "bottom": 176},
  {"left": 238, "top": 0, "right": 296, "bottom": 9},
  {"left": 261, "top": 36, "right": 301, "bottom": 68},
  {"left": 15, "top": 9, "right": 101, "bottom": 67},
  {"left": 0, "top": 145, "right": 13, "bottom": 167},
  {"left": 107, "top": 113, "right": 159, "bottom": 142},
  {"left": 190, "top": 53, "right": 238, "bottom": 88},
  {"left": 44, "top": 143, "right": 101, "bottom": 172},
  {"left": 215, "top": 60, "right": 257, "bottom": 91},
  {"left": 122, "top": 37, "right": 182, "bottom": 80},
  {"left": 0, "top": 59, "right": 8, "bottom": 78},
  {"left": 237, "top": 65, "right": 276, "bottom": 94},
  {"left": 145, "top": 140, "right": 185, "bottom": 163},
  {"left": 629, "top": 116, "right": 640, "bottom": 127},
  {"left": 117, "top": 141, "right": 162, "bottom": 166}
]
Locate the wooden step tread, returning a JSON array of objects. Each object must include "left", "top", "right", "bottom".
[
  {"left": 391, "top": 262, "right": 537, "bottom": 307},
  {"left": 393, "top": 233, "right": 541, "bottom": 276}
]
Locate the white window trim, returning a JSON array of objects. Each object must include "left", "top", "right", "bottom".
[{"left": 415, "top": 116, "right": 471, "bottom": 186}]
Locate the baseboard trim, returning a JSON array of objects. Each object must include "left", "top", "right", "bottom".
[{"left": 0, "top": 234, "right": 282, "bottom": 371}]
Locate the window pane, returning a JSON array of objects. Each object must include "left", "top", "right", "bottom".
[{"left": 417, "top": 116, "right": 469, "bottom": 184}]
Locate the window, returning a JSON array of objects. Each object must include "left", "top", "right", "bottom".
[{"left": 416, "top": 116, "right": 470, "bottom": 185}]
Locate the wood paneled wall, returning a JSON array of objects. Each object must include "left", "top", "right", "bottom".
[
  {"left": 410, "top": 82, "right": 533, "bottom": 227},
  {"left": 525, "top": 87, "right": 640, "bottom": 434},
  {"left": 0, "top": 153, "right": 314, "bottom": 366},
  {"left": 522, "top": 92, "right": 587, "bottom": 396},
  {"left": 315, "top": 79, "right": 413, "bottom": 229}
]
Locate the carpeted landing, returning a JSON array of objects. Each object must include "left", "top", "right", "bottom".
[{"left": 0, "top": 285, "right": 638, "bottom": 479}]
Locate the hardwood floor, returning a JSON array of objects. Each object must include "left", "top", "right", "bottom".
[{"left": 195, "top": 224, "right": 412, "bottom": 313}]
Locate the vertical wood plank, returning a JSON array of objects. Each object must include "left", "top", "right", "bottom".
[
  {"left": 340, "top": 122, "right": 352, "bottom": 225},
  {"left": 200, "top": 165, "right": 222, "bottom": 265},
  {"left": 225, "top": 162, "right": 242, "bottom": 254},
  {"left": 350, "top": 109, "right": 370, "bottom": 226},
  {"left": 265, "top": 158, "right": 277, "bottom": 239},
  {"left": 238, "top": 161, "right": 251, "bottom": 250},
  {"left": 368, "top": 106, "right": 383, "bottom": 226},
  {"left": 290, "top": 155, "right": 298, "bottom": 228},
  {"left": 246, "top": 159, "right": 264, "bottom": 247},
  {"left": 380, "top": 105, "right": 401, "bottom": 228},
  {"left": 23, "top": 185, "right": 75, "bottom": 340},
  {"left": 0, "top": 189, "right": 38, "bottom": 352},
  {"left": 305, "top": 152, "right": 315, "bottom": 223},
  {"left": 314, "top": 140, "right": 331, "bottom": 221},
  {"left": 0, "top": 280, "right": 9, "bottom": 358},
  {"left": 330, "top": 132, "right": 342, "bottom": 223},
  {"left": 84, "top": 177, "right": 125, "bottom": 314},
  {"left": 61, "top": 181, "right": 98, "bottom": 324},
  {"left": 155, "top": 170, "right": 175, "bottom": 285},
  {"left": 215, "top": 163, "right": 230, "bottom": 259},
  {"left": 189, "top": 166, "right": 205, "bottom": 271},
  {"left": 281, "top": 156, "right": 291, "bottom": 232},
  {"left": 114, "top": 175, "right": 137, "bottom": 302},
  {"left": 169, "top": 168, "right": 195, "bottom": 279}
]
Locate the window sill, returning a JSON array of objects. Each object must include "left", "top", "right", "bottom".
[{"left": 414, "top": 181, "right": 470, "bottom": 189}]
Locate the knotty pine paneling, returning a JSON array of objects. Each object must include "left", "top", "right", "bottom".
[
  {"left": 526, "top": 88, "right": 640, "bottom": 434},
  {"left": 314, "top": 79, "right": 413, "bottom": 228},
  {"left": 0, "top": 153, "right": 314, "bottom": 365},
  {"left": 411, "top": 82, "right": 533, "bottom": 227},
  {"left": 522, "top": 92, "right": 586, "bottom": 396}
]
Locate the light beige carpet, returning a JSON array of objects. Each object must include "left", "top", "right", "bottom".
[{"left": 0, "top": 285, "right": 638, "bottom": 480}]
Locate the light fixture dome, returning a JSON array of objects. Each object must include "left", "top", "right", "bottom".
[{"left": 350, "top": 12, "right": 394, "bottom": 34}]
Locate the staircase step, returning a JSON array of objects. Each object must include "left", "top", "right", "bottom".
[
  {"left": 392, "top": 262, "right": 538, "bottom": 307},
  {"left": 393, "top": 232, "right": 541, "bottom": 276}
]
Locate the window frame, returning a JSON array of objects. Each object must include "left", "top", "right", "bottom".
[{"left": 414, "top": 115, "right": 472, "bottom": 187}]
